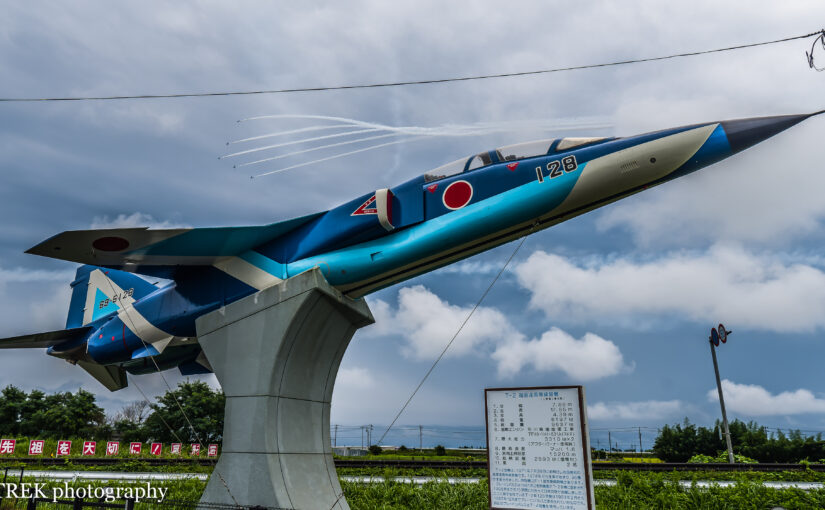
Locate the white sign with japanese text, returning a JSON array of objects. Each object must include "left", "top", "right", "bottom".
[{"left": 485, "top": 386, "right": 594, "bottom": 510}]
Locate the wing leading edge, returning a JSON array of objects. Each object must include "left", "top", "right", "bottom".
[
  {"left": 25, "top": 211, "right": 325, "bottom": 268},
  {"left": 0, "top": 327, "right": 91, "bottom": 349}
]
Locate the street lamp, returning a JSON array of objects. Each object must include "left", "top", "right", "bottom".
[{"left": 709, "top": 323, "right": 734, "bottom": 464}]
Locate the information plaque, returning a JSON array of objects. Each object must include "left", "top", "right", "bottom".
[{"left": 485, "top": 386, "right": 594, "bottom": 510}]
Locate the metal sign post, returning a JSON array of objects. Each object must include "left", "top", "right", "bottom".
[{"left": 709, "top": 324, "right": 734, "bottom": 464}]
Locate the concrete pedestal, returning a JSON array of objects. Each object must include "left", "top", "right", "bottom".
[{"left": 195, "top": 268, "right": 374, "bottom": 509}]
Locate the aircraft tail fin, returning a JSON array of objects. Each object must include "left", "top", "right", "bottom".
[{"left": 66, "top": 265, "right": 160, "bottom": 328}]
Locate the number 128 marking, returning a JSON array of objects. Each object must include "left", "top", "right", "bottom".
[{"left": 542, "top": 155, "right": 578, "bottom": 181}]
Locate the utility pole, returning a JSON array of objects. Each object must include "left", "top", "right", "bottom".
[
  {"left": 638, "top": 427, "right": 643, "bottom": 453},
  {"left": 709, "top": 324, "right": 735, "bottom": 464},
  {"left": 334, "top": 424, "right": 338, "bottom": 447},
  {"left": 608, "top": 431, "right": 612, "bottom": 454}
]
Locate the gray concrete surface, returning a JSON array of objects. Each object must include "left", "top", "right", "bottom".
[{"left": 195, "top": 268, "right": 374, "bottom": 509}]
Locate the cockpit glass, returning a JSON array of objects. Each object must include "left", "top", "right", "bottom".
[
  {"left": 424, "top": 136, "right": 607, "bottom": 183},
  {"left": 467, "top": 154, "right": 487, "bottom": 171},
  {"left": 423, "top": 158, "right": 465, "bottom": 183},
  {"left": 555, "top": 137, "right": 607, "bottom": 151},
  {"left": 497, "top": 139, "right": 555, "bottom": 161}
]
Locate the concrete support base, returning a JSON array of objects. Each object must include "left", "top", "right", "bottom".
[{"left": 195, "top": 268, "right": 374, "bottom": 509}]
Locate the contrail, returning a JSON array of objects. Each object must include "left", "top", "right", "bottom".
[
  {"left": 232, "top": 114, "right": 614, "bottom": 178},
  {"left": 220, "top": 128, "right": 383, "bottom": 159},
  {"left": 235, "top": 133, "right": 403, "bottom": 168},
  {"left": 228, "top": 124, "right": 357, "bottom": 145},
  {"left": 251, "top": 137, "right": 432, "bottom": 179}
]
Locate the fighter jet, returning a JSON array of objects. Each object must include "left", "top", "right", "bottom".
[{"left": 2, "top": 112, "right": 819, "bottom": 390}]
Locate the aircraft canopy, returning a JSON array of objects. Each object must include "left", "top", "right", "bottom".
[{"left": 423, "top": 137, "right": 607, "bottom": 182}]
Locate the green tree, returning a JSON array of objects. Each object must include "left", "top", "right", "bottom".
[
  {"left": 143, "top": 381, "right": 225, "bottom": 443},
  {"left": 652, "top": 419, "right": 722, "bottom": 462},
  {"left": 18, "top": 389, "right": 48, "bottom": 437},
  {"left": 0, "top": 385, "right": 27, "bottom": 436},
  {"left": 28, "top": 390, "right": 106, "bottom": 438},
  {"left": 111, "top": 401, "right": 151, "bottom": 443}
]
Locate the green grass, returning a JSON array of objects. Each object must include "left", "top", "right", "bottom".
[
  {"left": 0, "top": 458, "right": 213, "bottom": 473},
  {"left": 0, "top": 471, "right": 823, "bottom": 509},
  {"left": 0, "top": 477, "right": 205, "bottom": 509},
  {"left": 342, "top": 479, "right": 489, "bottom": 510},
  {"left": 594, "top": 468, "right": 825, "bottom": 483},
  {"left": 341, "top": 474, "right": 825, "bottom": 510},
  {"left": 596, "top": 472, "right": 825, "bottom": 509}
]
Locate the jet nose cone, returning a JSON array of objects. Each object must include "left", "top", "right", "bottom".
[{"left": 721, "top": 113, "right": 815, "bottom": 154}]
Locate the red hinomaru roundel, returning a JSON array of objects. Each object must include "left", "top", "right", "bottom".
[{"left": 442, "top": 180, "right": 473, "bottom": 210}]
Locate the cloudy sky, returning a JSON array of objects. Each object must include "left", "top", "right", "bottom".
[{"left": 2, "top": 1, "right": 825, "bottom": 448}]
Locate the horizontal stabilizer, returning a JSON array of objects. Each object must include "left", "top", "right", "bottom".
[
  {"left": 77, "top": 360, "right": 128, "bottom": 392},
  {"left": 0, "top": 327, "right": 90, "bottom": 349},
  {"left": 26, "top": 211, "right": 325, "bottom": 267}
]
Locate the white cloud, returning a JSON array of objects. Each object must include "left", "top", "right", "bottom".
[
  {"left": 367, "top": 285, "right": 521, "bottom": 360},
  {"left": 514, "top": 245, "right": 825, "bottom": 332},
  {"left": 330, "top": 363, "right": 480, "bottom": 426},
  {"left": 90, "top": 212, "right": 189, "bottom": 230},
  {"left": 0, "top": 267, "right": 75, "bottom": 337},
  {"left": 709, "top": 380, "right": 825, "bottom": 416},
  {"left": 492, "top": 328, "right": 630, "bottom": 380},
  {"left": 336, "top": 367, "right": 375, "bottom": 390},
  {"left": 368, "top": 286, "right": 628, "bottom": 381},
  {"left": 438, "top": 261, "right": 503, "bottom": 275},
  {"left": 588, "top": 400, "right": 684, "bottom": 421},
  {"left": 0, "top": 267, "right": 73, "bottom": 283}
]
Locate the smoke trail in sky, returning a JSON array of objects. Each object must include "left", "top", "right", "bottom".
[
  {"left": 229, "top": 114, "right": 613, "bottom": 178},
  {"left": 235, "top": 133, "right": 404, "bottom": 168},
  {"left": 251, "top": 137, "right": 432, "bottom": 179}
]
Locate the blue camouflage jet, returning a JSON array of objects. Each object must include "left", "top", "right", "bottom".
[{"left": 2, "top": 112, "right": 819, "bottom": 390}]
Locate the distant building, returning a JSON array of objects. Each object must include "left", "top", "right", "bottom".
[{"left": 332, "top": 446, "right": 369, "bottom": 457}]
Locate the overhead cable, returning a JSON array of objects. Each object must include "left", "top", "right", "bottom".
[
  {"left": 376, "top": 235, "right": 529, "bottom": 447},
  {"left": 806, "top": 30, "right": 825, "bottom": 71},
  {"left": 0, "top": 30, "right": 820, "bottom": 103}
]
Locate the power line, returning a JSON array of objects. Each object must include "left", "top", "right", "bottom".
[
  {"left": 0, "top": 30, "right": 820, "bottom": 103},
  {"left": 376, "top": 234, "right": 529, "bottom": 446},
  {"left": 100, "top": 276, "right": 239, "bottom": 505}
]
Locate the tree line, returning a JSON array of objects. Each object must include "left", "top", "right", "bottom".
[
  {"left": 653, "top": 418, "right": 825, "bottom": 463},
  {"left": 4, "top": 385, "right": 824, "bottom": 463},
  {"left": 0, "top": 381, "right": 224, "bottom": 443}
]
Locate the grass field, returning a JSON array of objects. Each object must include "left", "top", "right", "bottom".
[
  {"left": 4, "top": 462, "right": 825, "bottom": 508},
  {"left": 342, "top": 473, "right": 825, "bottom": 510}
]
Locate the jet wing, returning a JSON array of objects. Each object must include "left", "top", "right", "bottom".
[
  {"left": 0, "top": 327, "right": 91, "bottom": 349},
  {"left": 77, "top": 361, "right": 128, "bottom": 392},
  {"left": 26, "top": 211, "right": 325, "bottom": 267}
]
